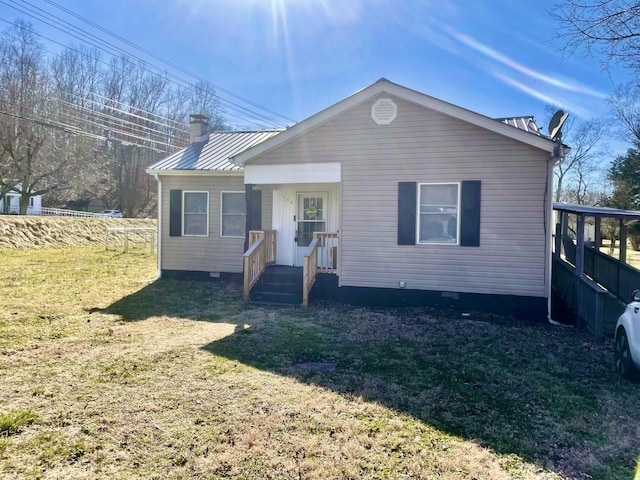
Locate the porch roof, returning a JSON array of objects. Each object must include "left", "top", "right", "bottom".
[
  {"left": 146, "top": 130, "right": 281, "bottom": 174},
  {"left": 554, "top": 202, "right": 640, "bottom": 220}
]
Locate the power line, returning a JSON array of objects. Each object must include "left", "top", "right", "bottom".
[
  {"left": 1, "top": 100, "right": 178, "bottom": 152},
  {"left": 1, "top": 0, "right": 296, "bottom": 128},
  {"left": 1, "top": 85, "right": 188, "bottom": 149},
  {"left": 42, "top": 0, "right": 297, "bottom": 124},
  {"left": 0, "top": 15, "right": 286, "bottom": 132}
]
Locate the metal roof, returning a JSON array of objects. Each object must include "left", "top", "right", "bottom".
[
  {"left": 147, "top": 130, "right": 282, "bottom": 173},
  {"left": 496, "top": 116, "right": 540, "bottom": 135},
  {"left": 554, "top": 202, "right": 640, "bottom": 220}
]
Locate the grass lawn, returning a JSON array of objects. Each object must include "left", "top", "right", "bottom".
[{"left": 1, "top": 246, "right": 639, "bottom": 479}]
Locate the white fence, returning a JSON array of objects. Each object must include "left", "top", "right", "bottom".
[
  {"left": 24, "top": 207, "right": 108, "bottom": 218},
  {"left": 105, "top": 227, "right": 156, "bottom": 254}
]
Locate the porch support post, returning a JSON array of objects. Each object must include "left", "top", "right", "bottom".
[
  {"left": 575, "top": 214, "right": 585, "bottom": 276},
  {"left": 620, "top": 219, "right": 627, "bottom": 263},
  {"left": 244, "top": 184, "right": 254, "bottom": 252},
  {"left": 554, "top": 212, "right": 562, "bottom": 259},
  {"left": 559, "top": 210, "right": 568, "bottom": 258},
  {"left": 561, "top": 211, "right": 568, "bottom": 237},
  {"left": 594, "top": 216, "right": 602, "bottom": 250}
]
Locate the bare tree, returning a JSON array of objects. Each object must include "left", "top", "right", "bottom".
[
  {"left": 0, "top": 21, "right": 227, "bottom": 216},
  {"left": 607, "top": 82, "right": 640, "bottom": 147},
  {"left": 0, "top": 21, "right": 78, "bottom": 214},
  {"left": 553, "top": 0, "right": 640, "bottom": 71},
  {"left": 546, "top": 106, "right": 608, "bottom": 204}
]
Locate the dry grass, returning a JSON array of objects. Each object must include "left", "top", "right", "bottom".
[
  {"left": 0, "top": 216, "right": 155, "bottom": 250},
  {"left": 1, "top": 246, "right": 639, "bottom": 479}
]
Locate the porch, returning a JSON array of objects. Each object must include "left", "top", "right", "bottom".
[
  {"left": 552, "top": 203, "right": 640, "bottom": 338},
  {"left": 243, "top": 230, "right": 339, "bottom": 306}
]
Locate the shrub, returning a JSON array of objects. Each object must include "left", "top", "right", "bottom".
[{"left": 0, "top": 409, "right": 39, "bottom": 436}]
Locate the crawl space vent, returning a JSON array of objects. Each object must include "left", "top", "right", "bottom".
[{"left": 371, "top": 98, "right": 397, "bottom": 125}]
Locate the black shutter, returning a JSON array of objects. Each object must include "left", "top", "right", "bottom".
[
  {"left": 169, "top": 189, "right": 182, "bottom": 237},
  {"left": 248, "top": 190, "right": 262, "bottom": 231},
  {"left": 244, "top": 185, "right": 262, "bottom": 250},
  {"left": 398, "top": 182, "right": 417, "bottom": 245},
  {"left": 460, "top": 180, "right": 481, "bottom": 247}
]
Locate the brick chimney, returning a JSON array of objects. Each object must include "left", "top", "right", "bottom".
[{"left": 189, "top": 114, "right": 209, "bottom": 143}]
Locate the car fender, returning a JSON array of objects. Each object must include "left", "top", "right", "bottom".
[{"left": 617, "top": 302, "right": 640, "bottom": 368}]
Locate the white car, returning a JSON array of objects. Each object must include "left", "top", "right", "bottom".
[
  {"left": 101, "top": 210, "right": 123, "bottom": 218},
  {"left": 615, "top": 290, "right": 640, "bottom": 379}
]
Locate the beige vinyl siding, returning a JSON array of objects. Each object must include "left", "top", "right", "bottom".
[
  {"left": 161, "top": 175, "right": 273, "bottom": 274},
  {"left": 251, "top": 95, "right": 550, "bottom": 297}
]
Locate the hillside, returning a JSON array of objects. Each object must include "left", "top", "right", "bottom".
[{"left": 0, "top": 216, "right": 156, "bottom": 249}]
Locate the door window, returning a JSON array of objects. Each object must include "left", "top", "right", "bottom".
[{"left": 297, "top": 194, "right": 326, "bottom": 247}]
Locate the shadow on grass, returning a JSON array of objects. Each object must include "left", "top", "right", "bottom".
[
  {"left": 105, "top": 278, "right": 244, "bottom": 322},
  {"left": 108, "top": 279, "right": 639, "bottom": 478}
]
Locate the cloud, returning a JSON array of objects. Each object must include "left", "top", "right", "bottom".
[
  {"left": 445, "top": 27, "right": 607, "bottom": 100},
  {"left": 493, "top": 73, "right": 593, "bottom": 119}
]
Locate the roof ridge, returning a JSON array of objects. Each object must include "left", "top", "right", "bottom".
[{"left": 209, "top": 129, "right": 286, "bottom": 134}]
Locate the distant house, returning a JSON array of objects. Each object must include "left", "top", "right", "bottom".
[
  {"left": 147, "top": 79, "right": 565, "bottom": 319},
  {"left": 0, "top": 187, "right": 42, "bottom": 215}
]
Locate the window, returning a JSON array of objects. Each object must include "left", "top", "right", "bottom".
[
  {"left": 221, "top": 192, "right": 246, "bottom": 237},
  {"left": 297, "top": 193, "right": 327, "bottom": 247},
  {"left": 398, "top": 181, "right": 480, "bottom": 247},
  {"left": 418, "top": 183, "right": 459, "bottom": 244},
  {"left": 183, "top": 191, "right": 208, "bottom": 236}
]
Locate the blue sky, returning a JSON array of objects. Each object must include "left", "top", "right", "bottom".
[{"left": 0, "top": 0, "right": 633, "bottom": 139}]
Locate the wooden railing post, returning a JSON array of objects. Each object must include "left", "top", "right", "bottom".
[
  {"left": 575, "top": 214, "right": 585, "bottom": 276},
  {"left": 302, "top": 238, "right": 319, "bottom": 307},
  {"left": 243, "top": 235, "right": 267, "bottom": 301}
]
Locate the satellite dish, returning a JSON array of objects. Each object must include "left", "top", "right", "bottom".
[{"left": 548, "top": 110, "right": 569, "bottom": 141}]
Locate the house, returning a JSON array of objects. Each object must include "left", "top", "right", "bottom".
[
  {"left": 0, "top": 188, "right": 43, "bottom": 215},
  {"left": 147, "top": 79, "right": 564, "bottom": 320}
]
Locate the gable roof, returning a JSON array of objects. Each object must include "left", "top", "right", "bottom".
[
  {"left": 146, "top": 130, "right": 281, "bottom": 175},
  {"left": 232, "top": 78, "right": 558, "bottom": 166}
]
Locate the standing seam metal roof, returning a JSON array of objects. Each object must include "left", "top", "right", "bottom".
[
  {"left": 147, "top": 130, "right": 282, "bottom": 172},
  {"left": 496, "top": 116, "right": 540, "bottom": 135}
]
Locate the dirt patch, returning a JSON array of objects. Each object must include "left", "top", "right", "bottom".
[{"left": 0, "top": 216, "right": 156, "bottom": 250}]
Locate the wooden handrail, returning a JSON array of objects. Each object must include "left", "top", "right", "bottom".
[
  {"left": 243, "top": 237, "right": 265, "bottom": 301},
  {"left": 243, "top": 230, "right": 277, "bottom": 301},
  {"left": 249, "top": 230, "right": 276, "bottom": 265},
  {"left": 303, "top": 238, "right": 320, "bottom": 307},
  {"left": 313, "top": 232, "right": 339, "bottom": 274}
]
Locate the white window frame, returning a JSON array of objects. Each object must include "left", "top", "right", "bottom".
[
  {"left": 220, "top": 191, "right": 246, "bottom": 238},
  {"left": 417, "top": 182, "right": 460, "bottom": 246},
  {"left": 182, "top": 191, "right": 209, "bottom": 237}
]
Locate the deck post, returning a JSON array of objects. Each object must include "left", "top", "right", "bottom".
[
  {"left": 575, "top": 214, "right": 585, "bottom": 275},
  {"left": 594, "top": 217, "right": 602, "bottom": 250},
  {"left": 560, "top": 211, "right": 568, "bottom": 258},
  {"left": 554, "top": 223, "right": 561, "bottom": 259},
  {"left": 620, "top": 219, "right": 627, "bottom": 263}
]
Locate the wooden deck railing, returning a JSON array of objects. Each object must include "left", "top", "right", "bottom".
[
  {"left": 243, "top": 237, "right": 265, "bottom": 301},
  {"left": 243, "top": 230, "right": 277, "bottom": 301},
  {"left": 314, "top": 232, "right": 339, "bottom": 274},
  {"left": 303, "top": 238, "right": 320, "bottom": 307},
  {"left": 302, "top": 232, "right": 339, "bottom": 306},
  {"left": 249, "top": 230, "right": 276, "bottom": 266},
  {"left": 559, "top": 234, "right": 640, "bottom": 303}
]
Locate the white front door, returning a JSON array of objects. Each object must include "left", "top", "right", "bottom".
[{"left": 294, "top": 192, "right": 328, "bottom": 266}]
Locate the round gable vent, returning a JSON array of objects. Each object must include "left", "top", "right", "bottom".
[{"left": 371, "top": 98, "right": 397, "bottom": 125}]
